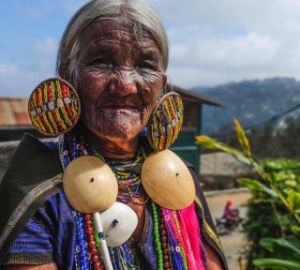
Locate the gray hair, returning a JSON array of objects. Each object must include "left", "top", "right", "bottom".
[{"left": 56, "top": 0, "right": 169, "bottom": 85}]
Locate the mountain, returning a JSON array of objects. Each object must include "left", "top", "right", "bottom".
[{"left": 190, "top": 77, "right": 300, "bottom": 136}]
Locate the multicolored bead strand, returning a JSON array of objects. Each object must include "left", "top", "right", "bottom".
[
  {"left": 93, "top": 145, "right": 148, "bottom": 205},
  {"left": 152, "top": 201, "right": 164, "bottom": 269},
  {"left": 85, "top": 214, "right": 105, "bottom": 270},
  {"left": 60, "top": 129, "right": 204, "bottom": 270},
  {"left": 171, "top": 212, "right": 188, "bottom": 269},
  {"left": 162, "top": 209, "right": 185, "bottom": 270},
  {"left": 160, "top": 211, "right": 171, "bottom": 270},
  {"left": 74, "top": 211, "right": 90, "bottom": 270}
]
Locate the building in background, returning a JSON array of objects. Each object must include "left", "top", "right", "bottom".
[
  {"left": 200, "top": 152, "right": 254, "bottom": 191},
  {"left": 169, "top": 85, "right": 223, "bottom": 174}
]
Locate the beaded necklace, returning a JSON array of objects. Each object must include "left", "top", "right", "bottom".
[
  {"left": 93, "top": 145, "right": 149, "bottom": 205},
  {"left": 61, "top": 131, "right": 155, "bottom": 269},
  {"left": 60, "top": 129, "right": 205, "bottom": 270}
]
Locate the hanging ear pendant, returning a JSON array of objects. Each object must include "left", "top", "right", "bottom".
[
  {"left": 147, "top": 92, "right": 184, "bottom": 151},
  {"left": 141, "top": 149, "right": 195, "bottom": 210},
  {"left": 28, "top": 77, "right": 81, "bottom": 136}
]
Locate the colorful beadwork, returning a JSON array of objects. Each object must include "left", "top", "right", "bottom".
[
  {"left": 60, "top": 129, "right": 205, "bottom": 270},
  {"left": 93, "top": 146, "right": 149, "bottom": 205},
  {"left": 147, "top": 92, "right": 184, "bottom": 151},
  {"left": 28, "top": 78, "right": 81, "bottom": 136}
]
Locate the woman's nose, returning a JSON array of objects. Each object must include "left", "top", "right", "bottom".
[{"left": 108, "top": 69, "right": 137, "bottom": 95}]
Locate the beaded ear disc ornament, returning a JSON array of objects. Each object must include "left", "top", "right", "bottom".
[
  {"left": 147, "top": 92, "right": 184, "bottom": 151},
  {"left": 28, "top": 78, "right": 81, "bottom": 136}
]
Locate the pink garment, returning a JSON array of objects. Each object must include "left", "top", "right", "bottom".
[{"left": 224, "top": 204, "right": 237, "bottom": 219}]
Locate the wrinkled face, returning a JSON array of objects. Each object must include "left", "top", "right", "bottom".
[{"left": 73, "top": 19, "right": 166, "bottom": 141}]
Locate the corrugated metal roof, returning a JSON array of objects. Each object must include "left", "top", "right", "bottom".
[{"left": 0, "top": 98, "right": 31, "bottom": 126}]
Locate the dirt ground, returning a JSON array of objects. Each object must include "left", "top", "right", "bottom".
[{"left": 205, "top": 189, "right": 252, "bottom": 270}]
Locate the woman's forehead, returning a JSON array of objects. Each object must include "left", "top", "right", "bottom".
[{"left": 82, "top": 18, "right": 152, "bottom": 44}]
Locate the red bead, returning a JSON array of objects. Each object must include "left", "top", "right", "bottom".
[
  {"left": 164, "top": 262, "right": 171, "bottom": 268},
  {"left": 62, "top": 85, "right": 67, "bottom": 94},
  {"left": 88, "top": 234, "right": 94, "bottom": 241},
  {"left": 92, "top": 255, "right": 100, "bottom": 263},
  {"left": 90, "top": 248, "right": 98, "bottom": 255},
  {"left": 86, "top": 220, "right": 92, "bottom": 227},
  {"left": 79, "top": 144, "right": 85, "bottom": 151},
  {"left": 65, "top": 105, "right": 72, "bottom": 116},
  {"left": 86, "top": 227, "right": 93, "bottom": 235},
  {"left": 89, "top": 240, "right": 96, "bottom": 249},
  {"left": 93, "top": 263, "right": 101, "bottom": 270},
  {"left": 85, "top": 214, "right": 92, "bottom": 220}
]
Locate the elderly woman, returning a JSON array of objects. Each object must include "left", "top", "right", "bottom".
[{"left": 0, "top": 0, "right": 228, "bottom": 269}]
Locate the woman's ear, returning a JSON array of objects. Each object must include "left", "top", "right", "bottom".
[
  {"left": 162, "top": 74, "right": 167, "bottom": 88},
  {"left": 58, "top": 61, "right": 70, "bottom": 80}
]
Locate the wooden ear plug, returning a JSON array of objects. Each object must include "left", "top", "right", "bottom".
[
  {"left": 63, "top": 156, "right": 118, "bottom": 213},
  {"left": 141, "top": 149, "right": 195, "bottom": 210}
]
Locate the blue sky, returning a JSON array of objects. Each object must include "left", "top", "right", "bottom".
[{"left": 2, "top": 0, "right": 300, "bottom": 97}]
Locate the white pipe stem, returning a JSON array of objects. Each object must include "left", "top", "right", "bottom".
[{"left": 93, "top": 212, "right": 113, "bottom": 270}]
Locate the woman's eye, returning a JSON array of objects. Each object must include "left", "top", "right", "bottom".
[
  {"left": 89, "top": 58, "right": 112, "bottom": 67},
  {"left": 138, "top": 62, "right": 156, "bottom": 70}
]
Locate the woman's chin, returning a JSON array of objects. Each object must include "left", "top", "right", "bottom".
[{"left": 94, "top": 126, "right": 143, "bottom": 142}]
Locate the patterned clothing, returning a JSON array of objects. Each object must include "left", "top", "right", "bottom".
[
  {"left": 4, "top": 191, "right": 161, "bottom": 269},
  {"left": 3, "top": 192, "right": 75, "bottom": 268},
  {"left": 0, "top": 133, "right": 229, "bottom": 270}
]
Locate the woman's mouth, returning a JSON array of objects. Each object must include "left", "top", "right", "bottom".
[{"left": 102, "top": 105, "right": 140, "bottom": 112}]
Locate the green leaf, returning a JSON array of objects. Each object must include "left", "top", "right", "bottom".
[
  {"left": 253, "top": 258, "right": 300, "bottom": 269},
  {"left": 287, "top": 189, "right": 300, "bottom": 211},
  {"left": 249, "top": 198, "right": 274, "bottom": 204},
  {"left": 285, "top": 180, "right": 297, "bottom": 187},
  {"left": 233, "top": 118, "right": 251, "bottom": 157},
  {"left": 259, "top": 236, "right": 300, "bottom": 257},
  {"left": 259, "top": 237, "right": 275, "bottom": 252},
  {"left": 273, "top": 237, "right": 300, "bottom": 257},
  {"left": 291, "top": 225, "right": 300, "bottom": 234},
  {"left": 238, "top": 178, "right": 277, "bottom": 197}
]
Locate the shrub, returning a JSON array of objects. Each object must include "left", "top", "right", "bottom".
[{"left": 196, "top": 119, "right": 300, "bottom": 270}]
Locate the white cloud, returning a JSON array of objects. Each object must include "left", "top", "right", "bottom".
[
  {"left": 0, "top": 64, "right": 38, "bottom": 97},
  {"left": 144, "top": 0, "right": 300, "bottom": 88},
  {"left": 0, "top": 37, "right": 58, "bottom": 97},
  {"left": 0, "top": 63, "right": 55, "bottom": 97},
  {"left": 3, "top": 0, "right": 300, "bottom": 96}
]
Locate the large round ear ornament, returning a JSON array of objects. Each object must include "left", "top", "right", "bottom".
[
  {"left": 28, "top": 77, "right": 81, "bottom": 136},
  {"left": 63, "top": 156, "right": 118, "bottom": 213},
  {"left": 141, "top": 149, "right": 195, "bottom": 210},
  {"left": 147, "top": 92, "right": 184, "bottom": 151}
]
